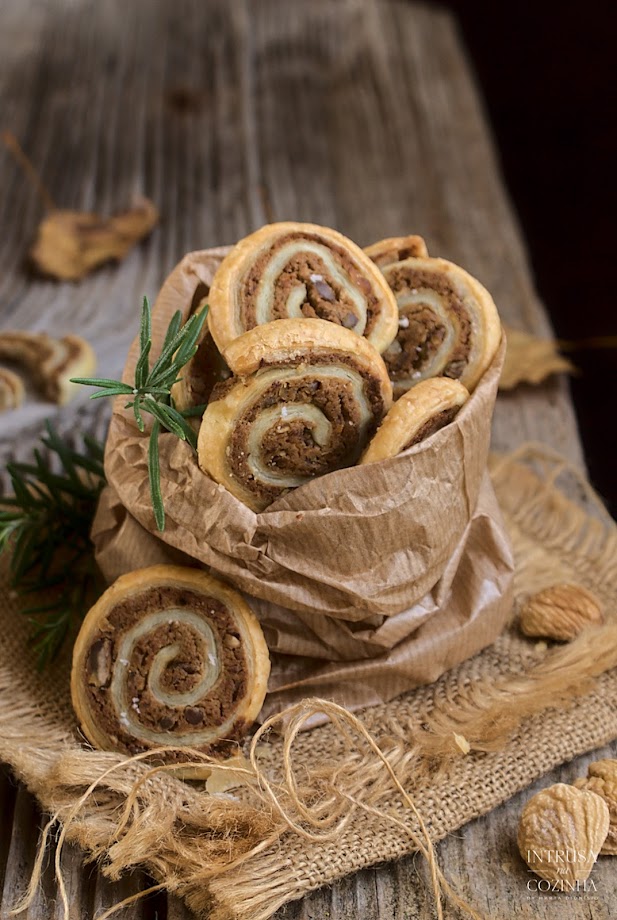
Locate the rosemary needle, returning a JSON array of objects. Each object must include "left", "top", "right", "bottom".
[
  {"left": 0, "top": 422, "right": 106, "bottom": 668},
  {"left": 72, "top": 296, "right": 208, "bottom": 531}
]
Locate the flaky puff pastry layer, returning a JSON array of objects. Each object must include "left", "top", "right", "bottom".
[
  {"left": 208, "top": 222, "right": 399, "bottom": 355},
  {"left": 364, "top": 234, "right": 429, "bottom": 267},
  {"left": 71, "top": 565, "right": 271, "bottom": 758},
  {"left": 221, "top": 315, "right": 395, "bottom": 383},
  {"left": 378, "top": 256, "right": 501, "bottom": 397},
  {"left": 0, "top": 331, "right": 96, "bottom": 405},
  {"left": 198, "top": 319, "right": 392, "bottom": 512},
  {"left": 360, "top": 377, "right": 469, "bottom": 465}
]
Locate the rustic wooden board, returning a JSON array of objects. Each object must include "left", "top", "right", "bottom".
[{"left": 0, "top": 0, "right": 614, "bottom": 918}]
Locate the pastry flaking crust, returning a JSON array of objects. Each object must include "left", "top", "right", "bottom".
[
  {"left": 198, "top": 319, "right": 392, "bottom": 512},
  {"left": 380, "top": 256, "right": 501, "bottom": 396},
  {"left": 71, "top": 565, "right": 271, "bottom": 758},
  {"left": 222, "top": 317, "right": 393, "bottom": 394},
  {"left": 360, "top": 377, "right": 469, "bottom": 465},
  {"left": 364, "top": 234, "right": 429, "bottom": 267},
  {"left": 460, "top": 270, "right": 502, "bottom": 391},
  {"left": 208, "top": 222, "right": 399, "bottom": 354}
]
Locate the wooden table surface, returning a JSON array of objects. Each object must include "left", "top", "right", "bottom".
[{"left": 0, "top": 1, "right": 614, "bottom": 917}]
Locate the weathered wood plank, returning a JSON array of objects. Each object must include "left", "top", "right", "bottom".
[
  {"left": 0, "top": 766, "right": 18, "bottom": 899},
  {"left": 0, "top": 0, "right": 614, "bottom": 918},
  {"left": 0, "top": 788, "right": 49, "bottom": 919},
  {"left": 90, "top": 870, "right": 151, "bottom": 920}
]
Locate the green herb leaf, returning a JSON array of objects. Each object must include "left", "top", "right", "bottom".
[
  {"left": 70, "top": 377, "right": 134, "bottom": 391},
  {"left": 140, "top": 295, "right": 152, "bottom": 353},
  {"left": 160, "top": 403, "right": 198, "bottom": 450},
  {"left": 0, "top": 425, "right": 106, "bottom": 667},
  {"left": 71, "top": 295, "right": 209, "bottom": 530},
  {"left": 134, "top": 340, "right": 152, "bottom": 390},
  {"left": 161, "top": 309, "right": 183, "bottom": 351},
  {"left": 144, "top": 400, "right": 187, "bottom": 440},
  {"left": 174, "top": 308, "right": 209, "bottom": 367},
  {"left": 90, "top": 386, "right": 138, "bottom": 400},
  {"left": 148, "top": 309, "right": 208, "bottom": 387},
  {"left": 148, "top": 418, "right": 165, "bottom": 531},
  {"left": 132, "top": 396, "right": 145, "bottom": 432}
]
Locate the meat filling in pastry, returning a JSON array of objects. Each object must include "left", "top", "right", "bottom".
[
  {"left": 208, "top": 222, "right": 399, "bottom": 354},
  {"left": 198, "top": 319, "right": 392, "bottom": 511},
  {"left": 71, "top": 566, "right": 271, "bottom": 759},
  {"left": 374, "top": 256, "right": 501, "bottom": 398},
  {"left": 360, "top": 377, "right": 469, "bottom": 464}
]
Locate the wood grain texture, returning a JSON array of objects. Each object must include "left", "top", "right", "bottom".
[{"left": 0, "top": 0, "right": 613, "bottom": 918}]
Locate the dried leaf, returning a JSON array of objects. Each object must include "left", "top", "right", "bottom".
[
  {"left": 500, "top": 325, "right": 575, "bottom": 390},
  {"left": 29, "top": 197, "right": 159, "bottom": 281}
]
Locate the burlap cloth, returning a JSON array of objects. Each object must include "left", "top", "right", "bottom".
[{"left": 1, "top": 444, "right": 616, "bottom": 919}]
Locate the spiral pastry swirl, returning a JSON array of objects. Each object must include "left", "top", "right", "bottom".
[
  {"left": 364, "top": 234, "right": 429, "bottom": 268},
  {"left": 0, "top": 330, "right": 96, "bottom": 405},
  {"left": 360, "top": 377, "right": 469, "bottom": 465},
  {"left": 207, "top": 222, "right": 399, "bottom": 354},
  {"left": 372, "top": 255, "right": 501, "bottom": 398},
  {"left": 71, "top": 566, "right": 270, "bottom": 758},
  {"left": 198, "top": 319, "right": 393, "bottom": 511}
]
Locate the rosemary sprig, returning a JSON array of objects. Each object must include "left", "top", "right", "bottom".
[
  {"left": 72, "top": 297, "right": 208, "bottom": 531},
  {"left": 0, "top": 422, "right": 106, "bottom": 668}
]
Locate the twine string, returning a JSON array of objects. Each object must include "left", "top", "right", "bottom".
[{"left": 10, "top": 702, "right": 486, "bottom": 920}]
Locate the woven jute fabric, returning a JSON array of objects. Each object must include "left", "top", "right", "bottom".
[{"left": 1, "top": 446, "right": 616, "bottom": 920}]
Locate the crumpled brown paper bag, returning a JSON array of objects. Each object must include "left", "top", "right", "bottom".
[{"left": 92, "top": 248, "right": 514, "bottom": 716}]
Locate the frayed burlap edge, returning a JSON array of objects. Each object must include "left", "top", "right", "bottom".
[{"left": 1, "top": 444, "right": 616, "bottom": 920}]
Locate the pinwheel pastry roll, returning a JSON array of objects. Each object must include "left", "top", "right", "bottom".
[
  {"left": 364, "top": 234, "right": 429, "bottom": 268},
  {"left": 71, "top": 565, "right": 270, "bottom": 758},
  {"left": 0, "top": 331, "right": 95, "bottom": 404},
  {"left": 360, "top": 377, "right": 469, "bottom": 465},
  {"left": 208, "top": 222, "right": 399, "bottom": 354},
  {"left": 198, "top": 318, "right": 393, "bottom": 511},
  {"left": 377, "top": 257, "right": 501, "bottom": 397},
  {"left": 0, "top": 367, "right": 24, "bottom": 411}
]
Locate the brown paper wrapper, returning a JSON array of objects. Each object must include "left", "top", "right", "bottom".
[{"left": 92, "top": 248, "right": 514, "bottom": 717}]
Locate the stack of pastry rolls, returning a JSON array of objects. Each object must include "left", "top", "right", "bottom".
[
  {"left": 176, "top": 222, "right": 501, "bottom": 512},
  {"left": 70, "top": 223, "right": 503, "bottom": 758}
]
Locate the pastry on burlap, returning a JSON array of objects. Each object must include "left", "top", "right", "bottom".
[
  {"left": 71, "top": 565, "right": 271, "bottom": 758},
  {"left": 92, "top": 246, "right": 513, "bottom": 715},
  {"left": 1, "top": 448, "right": 617, "bottom": 920}
]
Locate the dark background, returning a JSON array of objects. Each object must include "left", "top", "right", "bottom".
[{"left": 440, "top": 0, "right": 616, "bottom": 513}]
